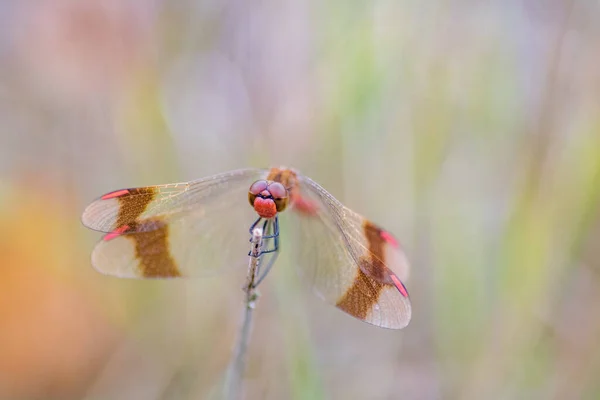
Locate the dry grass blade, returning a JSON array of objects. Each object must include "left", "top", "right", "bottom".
[{"left": 223, "top": 227, "right": 263, "bottom": 400}]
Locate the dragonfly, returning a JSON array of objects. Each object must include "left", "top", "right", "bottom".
[{"left": 81, "top": 167, "right": 411, "bottom": 329}]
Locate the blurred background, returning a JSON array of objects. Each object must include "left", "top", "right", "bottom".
[{"left": 1, "top": 0, "right": 599, "bottom": 399}]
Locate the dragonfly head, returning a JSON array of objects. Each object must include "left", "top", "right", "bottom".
[{"left": 248, "top": 180, "right": 289, "bottom": 218}]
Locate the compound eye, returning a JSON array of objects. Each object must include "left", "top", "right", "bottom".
[
  {"left": 248, "top": 180, "right": 269, "bottom": 207},
  {"left": 274, "top": 196, "right": 289, "bottom": 212},
  {"left": 268, "top": 182, "right": 287, "bottom": 199},
  {"left": 249, "top": 180, "right": 269, "bottom": 195},
  {"left": 268, "top": 182, "right": 289, "bottom": 212}
]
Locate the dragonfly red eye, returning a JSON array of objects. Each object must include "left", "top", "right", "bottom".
[
  {"left": 268, "top": 182, "right": 287, "bottom": 199},
  {"left": 249, "top": 180, "right": 269, "bottom": 195},
  {"left": 248, "top": 180, "right": 269, "bottom": 208},
  {"left": 268, "top": 182, "right": 289, "bottom": 212}
]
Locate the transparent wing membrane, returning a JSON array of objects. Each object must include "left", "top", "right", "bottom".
[
  {"left": 286, "top": 174, "right": 412, "bottom": 329},
  {"left": 82, "top": 167, "right": 411, "bottom": 328},
  {"left": 82, "top": 169, "right": 265, "bottom": 233},
  {"left": 84, "top": 169, "right": 266, "bottom": 278}
]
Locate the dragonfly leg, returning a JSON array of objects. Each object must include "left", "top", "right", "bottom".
[
  {"left": 257, "top": 216, "right": 279, "bottom": 255},
  {"left": 249, "top": 216, "right": 263, "bottom": 235},
  {"left": 253, "top": 217, "right": 279, "bottom": 288},
  {"left": 248, "top": 216, "right": 266, "bottom": 257},
  {"left": 248, "top": 215, "right": 279, "bottom": 259},
  {"left": 253, "top": 249, "right": 279, "bottom": 288}
]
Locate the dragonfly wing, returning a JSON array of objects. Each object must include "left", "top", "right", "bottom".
[
  {"left": 285, "top": 174, "right": 411, "bottom": 329},
  {"left": 82, "top": 168, "right": 265, "bottom": 233},
  {"left": 82, "top": 168, "right": 267, "bottom": 278}
]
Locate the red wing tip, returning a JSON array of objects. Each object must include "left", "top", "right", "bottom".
[
  {"left": 101, "top": 189, "right": 130, "bottom": 200},
  {"left": 390, "top": 274, "right": 409, "bottom": 298},
  {"left": 103, "top": 225, "right": 131, "bottom": 241},
  {"left": 379, "top": 230, "right": 399, "bottom": 248}
]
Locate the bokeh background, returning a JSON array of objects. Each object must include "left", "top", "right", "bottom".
[{"left": 1, "top": 1, "right": 600, "bottom": 399}]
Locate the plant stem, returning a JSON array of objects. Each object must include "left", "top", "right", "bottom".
[{"left": 224, "top": 227, "right": 263, "bottom": 400}]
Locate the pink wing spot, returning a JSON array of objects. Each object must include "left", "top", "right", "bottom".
[
  {"left": 103, "top": 225, "right": 131, "bottom": 241},
  {"left": 380, "top": 230, "right": 399, "bottom": 248},
  {"left": 101, "top": 189, "right": 130, "bottom": 200},
  {"left": 292, "top": 195, "right": 319, "bottom": 216},
  {"left": 390, "top": 274, "right": 409, "bottom": 298}
]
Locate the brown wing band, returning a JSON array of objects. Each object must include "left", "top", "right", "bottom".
[
  {"left": 128, "top": 219, "right": 181, "bottom": 278},
  {"left": 115, "top": 187, "right": 157, "bottom": 230},
  {"left": 336, "top": 262, "right": 384, "bottom": 320},
  {"left": 110, "top": 188, "right": 181, "bottom": 277},
  {"left": 336, "top": 221, "right": 393, "bottom": 319}
]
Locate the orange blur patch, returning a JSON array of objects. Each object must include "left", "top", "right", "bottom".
[
  {"left": 100, "top": 189, "right": 130, "bottom": 200},
  {"left": 0, "top": 184, "right": 118, "bottom": 399},
  {"left": 253, "top": 197, "right": 277, "bottom": 219}
]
